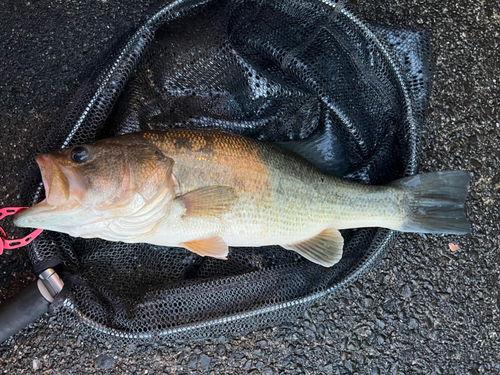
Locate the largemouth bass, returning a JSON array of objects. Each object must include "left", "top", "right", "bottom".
[{"left": 14, "top": 129, "right": 470, "bottom": 267}]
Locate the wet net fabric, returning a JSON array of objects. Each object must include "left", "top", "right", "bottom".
[{"left": 20, "top": 0, "right": 432, "bottom": 341}]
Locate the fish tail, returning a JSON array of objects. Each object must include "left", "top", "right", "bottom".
[{"left": 392, "top": 171, "right": 471, "bottom": 235}]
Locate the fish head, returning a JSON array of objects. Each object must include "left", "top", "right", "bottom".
[{"left": 14, "top": 137, "right": 175, "bottom": 234}]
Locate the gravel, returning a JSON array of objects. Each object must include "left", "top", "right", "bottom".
[
  {"left": 95, "top": 354, "right": 115, "bottom": 370},
  {"left": 1, "top": 0, "right": 499, "bottom": 374}
]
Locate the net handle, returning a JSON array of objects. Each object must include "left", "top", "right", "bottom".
[{"left": 0, "top": 207, "right": 43, "bottom": 255}]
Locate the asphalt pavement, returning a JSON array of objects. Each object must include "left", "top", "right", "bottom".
[{"left": 0, "top": 0, "right": 499, "bottom": 374}]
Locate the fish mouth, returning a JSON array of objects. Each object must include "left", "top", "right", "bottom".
[
  {"left": 36, "top": 154, "right": 70, "bottom": 206},
  {"left": 13, "top": 154, "right": 86, "bottom": 229}
]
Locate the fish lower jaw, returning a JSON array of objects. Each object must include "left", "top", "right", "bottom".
[{"left": 12, "top": 215, "right": 33, "bottom": 229}]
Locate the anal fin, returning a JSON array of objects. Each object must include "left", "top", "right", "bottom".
[
  {"left": 180, "top": 236, "right": 229, "bottom": 259},
  {"left": 282, "top": 228, "right": 344, "bottom": 267}
]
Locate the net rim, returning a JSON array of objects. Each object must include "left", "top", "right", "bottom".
[{"left": 39, "top": 0, "right": 420, "bottom": 339}]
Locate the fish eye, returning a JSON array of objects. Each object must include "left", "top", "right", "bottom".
[{"left": 71, "top": 146, "right": 90, "bottom": 163}]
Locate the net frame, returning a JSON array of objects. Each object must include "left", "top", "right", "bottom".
[{"left": 19, "top": 0, "right": 432, "bottom": 341}]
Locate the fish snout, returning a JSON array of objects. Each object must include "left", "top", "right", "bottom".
[{"left": 35, "top": 153, "right": 51, "bottom": 170}]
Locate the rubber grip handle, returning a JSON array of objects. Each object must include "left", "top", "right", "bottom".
[{"left": 0, "top": 282, "right": 50, "bottom": 343}]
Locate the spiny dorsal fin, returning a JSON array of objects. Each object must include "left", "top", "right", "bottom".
[
  {"left": 180, "top": 186, "right": 237, "bottom": 218},
  {"left": 180, "top": 236, "right": 228, "bottom": 259},
  {"left": 283, "top": 228, "right": 344, "bottom": 267}
]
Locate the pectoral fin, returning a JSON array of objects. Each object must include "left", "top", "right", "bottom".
[
  {"left": 180, "top": 186, "right": 237, "bottom": 218},
  {"left": 283, "top": 228, "right": 344, "bottom": 267},
  {"left": 180, "top": 236, "right": 229, "bottom": 259}
]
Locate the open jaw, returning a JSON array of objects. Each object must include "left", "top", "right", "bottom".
[
  {"left": 36, "top": 154, "right": 89, "bottom": 206},
  {"left": 35, "top": 154, "right": 70, "bottom": 206},
  {"left": 13, "top": 155, "right": 85, "bottom": 229}
]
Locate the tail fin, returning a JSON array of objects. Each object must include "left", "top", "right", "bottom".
[{"left": 392, "top": 171, "right": 471, "bottom": 235}]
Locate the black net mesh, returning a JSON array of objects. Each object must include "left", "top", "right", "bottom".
[{"left": 19, "top": 0, "right": 432, "bottom": 341}]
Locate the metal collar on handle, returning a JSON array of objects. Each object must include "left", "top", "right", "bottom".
[{"left": 38, "top": 268, "right": 64, "bottom": 303}]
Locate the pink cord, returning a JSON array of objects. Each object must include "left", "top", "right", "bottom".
[{"left": 0, "top": 207, "right": 43, "bottom": 255}]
